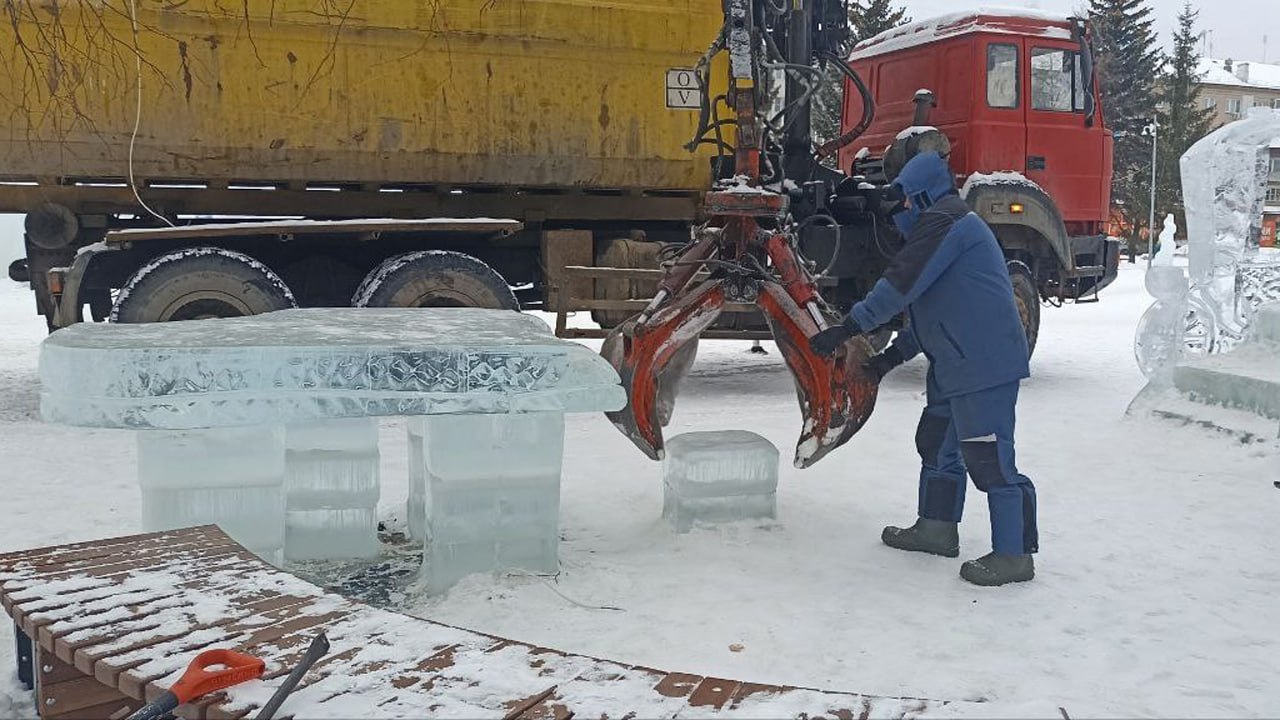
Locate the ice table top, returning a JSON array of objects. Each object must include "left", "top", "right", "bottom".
[{"left": 39, "top": 308, "right": 626, "bottom": 429}]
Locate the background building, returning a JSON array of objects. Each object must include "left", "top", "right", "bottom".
[{"left": 1197, "top": 58, "right": 1280, "bottom": 127}]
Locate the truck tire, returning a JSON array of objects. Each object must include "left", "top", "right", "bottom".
[
  {"left": 111, "top": 247, "right": 296, "bottom": 323},
  {"left": 353, "top": 250, "right": 517, "bottom": 310},
  {"left": 1007, "top": 260, "right": 1040, "bottom": 358}
]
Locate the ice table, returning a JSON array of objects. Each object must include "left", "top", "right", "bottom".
[{"left": 38, "top": 308, "right": 625, "bottom": 591}]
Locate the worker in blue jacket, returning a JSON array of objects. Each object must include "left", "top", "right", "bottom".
[{"left": 810, "top": 151, "right": 1038, "bottom": 586}]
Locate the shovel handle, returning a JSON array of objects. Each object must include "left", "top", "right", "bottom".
[
  {"left": 169, "top": 648, "right": 266, "bottom": 704},
  {"left": 254, "top": 632, "right": 330, "bottom": 720}
]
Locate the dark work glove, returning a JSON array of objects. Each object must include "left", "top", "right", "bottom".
[
  {"left": 863, "top": 345, "right": 906, "bottom": 381},
  {"left": 809, "top": 314, "right": 863, "bottom": 357}
]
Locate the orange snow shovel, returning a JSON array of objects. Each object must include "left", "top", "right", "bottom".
[{"left": 126, "top": 648, "right": 265, "bottom": 720}]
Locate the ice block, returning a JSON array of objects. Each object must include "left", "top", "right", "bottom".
[{"left": 662, "top": 430, "right": 780, "bottom": 532}]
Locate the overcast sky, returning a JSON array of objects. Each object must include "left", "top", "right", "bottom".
[{"left": 903, "top": 0, "right": 1275, "bottom": 63}]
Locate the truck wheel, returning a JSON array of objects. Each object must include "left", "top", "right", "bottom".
[
  {"left": 353, "top": 251, "right": 517, "bottom": 309},
  {"left": 1007, "top": 260, "right": 1040, "bottom": 358},
  {"left": 111, "top": 248, "right": 296, "bottom": 323}
]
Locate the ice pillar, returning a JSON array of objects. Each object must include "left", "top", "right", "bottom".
[
  {"left": 137, "top": 426, "right": 286, "bottom": 565},
  {"left": 283, "top": 418, "right": 382, "bottom": 562},
  {"left": 411, "top": 412, "right": 566, "bottom": 594}
]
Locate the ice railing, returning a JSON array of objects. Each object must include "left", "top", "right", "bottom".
[{"left": 1135, "top": 107, "right": 1280, "bottom": 381}]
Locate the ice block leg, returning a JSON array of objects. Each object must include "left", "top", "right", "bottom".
[
  {"left": 415, "top": 413, "right": 565, "bottom": 594},
  {"left": 406, "top": 418, "right": 427, "bottom": 543},
  {"left": 662, "top": 430, "right": 780, "bottom": 533},
  {"left": 137, "top": 426, "right": 286, "bottom": 565},
  {"left": 283, "top": 418, "right": 382, "bottom": 562}
]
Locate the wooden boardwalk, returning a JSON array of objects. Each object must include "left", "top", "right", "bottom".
[{"left": 1, "top": 526, "right": 956, "bottom": 719}]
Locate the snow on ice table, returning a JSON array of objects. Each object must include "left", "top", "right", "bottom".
[
  {"left": 0, "top": 526, "right": 967, "bottom": 719},
  {"left": 37, "top": 308, "right": 626, "bottom": 592}
]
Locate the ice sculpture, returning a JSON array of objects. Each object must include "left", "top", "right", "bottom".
[
  {"left": 1177, "top": 107, "right": 1280, "bottom": 353},
  {"left": 662, "top": 430, "right": 779, "bottom": 532},
  {"left": 414, "top": 413, "right": 565, "bottom": 593},
  {"left": 39, "top": 308, "right": 625, "bottom": 580},
  {"left": 284, "top": 419, "right": 381, "bottom": 562},
  {"left": 1134, "top": 215, "right": 1190, "bottom": 384}
]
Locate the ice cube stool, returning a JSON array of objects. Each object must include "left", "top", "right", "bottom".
[
  {"left": 38, "top": 308, "right": 625, "bottom": 593},
  {"left": 662, "top": 430, "right": 780, "bottom": 532}
]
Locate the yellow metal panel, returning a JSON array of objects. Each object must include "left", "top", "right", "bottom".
[{"left": 0, "top": 0, "right": 729, "bottom": 191}]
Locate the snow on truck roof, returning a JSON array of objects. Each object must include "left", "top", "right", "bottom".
[{"left": 849, "top": 7, "right": 1075, "bottom": 60}]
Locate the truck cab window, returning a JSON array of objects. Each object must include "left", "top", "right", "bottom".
[
  {"left": 987, "top": 44, "right": 1019, "bottom": 108},
  {"left": 1031, "top": 48, "right": 1085, "bottom": 112}
]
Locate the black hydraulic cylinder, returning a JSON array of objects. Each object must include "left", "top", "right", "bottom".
[{"left": 783, "top": 0, "right": 813, "bottom": 179}]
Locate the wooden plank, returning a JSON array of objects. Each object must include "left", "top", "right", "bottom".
[
  {"left": 105, "top": 594, "right": 340, "bottom": 695},
  {"left": 40, "top": 675, "right": 134, "bottom": 717},
  {"left": 14, "top": 550, "right": 257, "bottom": 639},
  {"left": 653, "top": 671, "right": 703, "bottom": 701},
  {"left": 35, "top": 644, "right": 84, "bottom": 685},
  {"left": 198, "top": 621, "right": 497, "bottom": 718},
  {"left": 560, "top": 328, "right": 775, "bottom": 341},
  {"left": 503, "top": 687, "right": 560, "bottom": 720},
  {"left": 0, "top": 526, "right": 215, "bottom": 569},
  {"left": 1, "top": 529, "right": 242, "bottom": 597},
  {"left": 36, "top": 647, "right": 136, "bottom": 718},
  {"left": 562, "top": 265, "right": 690, "bottom": 280},
  {"left": 515, "top": 663, "right": 671, "bottom": 719},
  {"left": 62, "top": 563, "right": 299, "bottom": 673},
  {"left": 685, "top": 676, "right": 741, "bottom": 710},
  {"left": 567, "top": 298, "right": 759, "bottom": 313}
]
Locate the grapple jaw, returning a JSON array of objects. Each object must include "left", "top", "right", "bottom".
[
  {"left": 600, "top": 274, "right": 879, "bottom": 468},
  {"left": 600, "top": 280, "right": 724, "bottom": 460},
  {"left": 756, "top": 284, "right": 879, "bottom": 468}
]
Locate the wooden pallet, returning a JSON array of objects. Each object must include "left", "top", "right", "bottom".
[{"left": 1, "top": 526, "right": 952, "bottom": 718}]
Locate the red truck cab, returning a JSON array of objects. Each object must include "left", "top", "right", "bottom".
[{"left": 838, "top": 9, "right": 1118, "bottom": 309}]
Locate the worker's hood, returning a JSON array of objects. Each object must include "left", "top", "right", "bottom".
[{"left": 890, "top": 151, "right": 957, "bottom": 235}]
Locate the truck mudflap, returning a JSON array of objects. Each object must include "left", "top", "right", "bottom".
[
  {"left": 1095, "top": 236, "right": 1123, "bottom": 293},
  {"left": 49, "top": 242, "right": 115, "bottom": 329}
]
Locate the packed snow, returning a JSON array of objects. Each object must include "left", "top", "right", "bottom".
[
  {"left": 1, "top": 263, "right": 1278, "bottom": 716},
  {"left": 959, "top": 171, "right": 1047, "bottom": 199},
  {"left": 850, "top": 7, "right": 1074, "bottom": 60},
  {"left": 1197, "top": 58, "right": 1280, "bottom": 90}
]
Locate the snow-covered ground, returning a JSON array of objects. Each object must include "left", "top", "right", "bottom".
[{"left": 1, "top": 263, "right": 1277, "bottom": 717}]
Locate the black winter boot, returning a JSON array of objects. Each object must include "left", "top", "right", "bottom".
[
  {"left": 960, "top": 552, "right": 1035, "bottom": 586},
  {"left": 881, "top": 518, "right": 960, "bottom": 558}
]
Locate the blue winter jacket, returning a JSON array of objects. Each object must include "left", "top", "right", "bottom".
[{"left": 848, "top": 152, "right": 1030, "bottom": 398}]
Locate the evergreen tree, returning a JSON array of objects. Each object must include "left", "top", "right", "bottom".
[
  {"left": 812, "top": 0, "right": 910, "bottom": 149},
  {"left": 1089, "top": 0, "right": 1164, "bottom": 259},
  {"left": 1154, "top": 2, "right": 1215, "bottom": 242},
  {"left": 848, "top": 0, "right": 909, "bottom": 39}
]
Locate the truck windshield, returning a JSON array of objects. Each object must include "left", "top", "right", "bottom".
[{"left": 1031, "top": 47, "right": 1086, "bottom": 112}]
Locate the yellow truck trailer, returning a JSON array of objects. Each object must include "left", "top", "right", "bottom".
[{"left": 0, "top": 0, "right": 732, "bottom": 330}]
